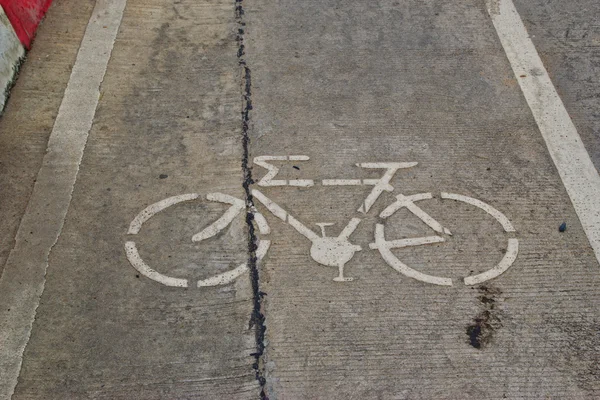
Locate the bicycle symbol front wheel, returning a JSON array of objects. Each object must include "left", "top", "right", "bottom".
[{"left": 370, "top": 192, "right": 518, "bottom": 286}]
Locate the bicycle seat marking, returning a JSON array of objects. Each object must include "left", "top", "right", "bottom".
[{"left": 125, "top": 156, "right": 518, "bottom": 288}]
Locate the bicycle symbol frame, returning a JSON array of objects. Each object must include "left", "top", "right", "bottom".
[{"left": 125, "top": 156, "right": 518, "bottom": 288}]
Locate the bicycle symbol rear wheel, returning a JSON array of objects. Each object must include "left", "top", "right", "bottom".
[{"left": 125, "top": 193, "right": 270, "bottom": 288}]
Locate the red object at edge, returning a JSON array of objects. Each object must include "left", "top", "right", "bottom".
[{"left": 0, "top": 0, "right": 54, "bottom": 49}]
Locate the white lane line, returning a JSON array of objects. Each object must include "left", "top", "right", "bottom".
[
  {"left": 488, "top": 0, "right": 600, "bottom": 263},
  {"left": 0, "top": 0, "right": 127, "bottom": 397}
]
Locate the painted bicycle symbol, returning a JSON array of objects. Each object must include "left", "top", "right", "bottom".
[{"left": 125, "top": 156, "right": 518, "bottom": 288}]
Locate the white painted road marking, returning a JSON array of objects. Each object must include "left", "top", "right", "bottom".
[
  {"left": 125, "top": 242, "right": 189, "bottom": 287},
  {"left": 0, "top": 0, "right": 127, "bottom": 397},
  {"left": 464, "top": 238, "right": 519, "bottom": 286},
  {"left": 381, "top": 193, "right": 453, "bottom": 236},
  {"left": 125, "top": 193, "right": 271, "bottom": 288},
  {"left": 129, "top": 193, "right": 201, "bottom": 235},
  {"left": 488, "top": 0, "right": 600, "bottom": 265},
  {"left": 441, "top": 192, "right": 515, "bottom": 233},
  {"left": 126, "top": 163, "right": 518, "bottom": 286},
  {"left": 372, "top": 192, "right": 518, "bottom": 286},
  {"left": 252, "top": 189, "right": 320, "bottom": 241},
  {"left": 355, "top": 162, "right": 418, "bottom": 213},
  {"left": 254, "top": 155, "right": 315, "bottom": 187},
  {"left": 192, "top": 193, "right": 245, "bottom": 242},
  {"left": 371, "top": 224, "right": 453, "bottom": 286}
]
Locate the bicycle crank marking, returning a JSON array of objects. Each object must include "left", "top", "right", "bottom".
[{"left": 125, "top": 193, "right": 270, "bottom": 288}]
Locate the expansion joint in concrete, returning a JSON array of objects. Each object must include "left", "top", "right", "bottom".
[{"left": 235, "top": 1, "right": 269, "bottom": 398}]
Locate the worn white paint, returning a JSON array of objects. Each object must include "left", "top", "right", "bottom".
[
  {"left": 252, "top": 206, "right": 271, "bottom": 235},
  {"left": 373, "top": 192, "right": 518, "bottom": 286},
  {"left": 252, "top": 189, "right": 320, "bottom": 241},
  {"left": 196, "top": 195, "right": 271, "bottom": 287},
  {"left": 464, "top": 238, "right": 519, "bottom": 285},
  {"left": 254, "top": 157, "right": 420, "bottom": 214},
  {"left": 126, "top": 192, "right": 271, "bottom": 288},
  {"left": 0, "top": 6, "right": 25, "bottom": 113},
  {"left": 441, "top": 193, "right": 515, "bottom": 233},
  {"left": 197, "top": 227, "right": 271, "bottom": 287},
  {"left": 488, "top": 0, "right": 600, "bottom": 264},
  {"left": 0, "top": 0, "right": 127, "bottom": 396},
  {"left": 126, "top": 193, "right": 199, "bottom": 287},
  {"left": 356, "top": 162, "right": 418, "bottom": 213},
  {"left": 125, "top": 242, "right": 189, "bottom": 287},
  {"left": 338, "top": 218, "right": 361, "bottom": 241},
  {"left": 322, "top": 179, "right": 362, "bottom": 186},
  {"left": 310, "top": 218, "right": 362, "bottom": 281},
  {"left": 381, "top": 193, "right": 453, "bottom": 236},
  {"left": 128, "top": 193, "right": 200, "bottom": 234},
  {"left": 370, "top": 235, "right": 446, "bottom": 250},
  {"left": 124, "top": 159, "right": 519, "bottom": 287},
  {"left": 371, "top": 225, "right": 453, "bottom": 286},
  {"left": 192, "top": 193, "right": 244, "bottom": 242},
  {"left": 252, "top": 189, "right": 363, "bottom": 281},
  {"left": 254, "top": 155, "right": 314, "bottom": 187}
]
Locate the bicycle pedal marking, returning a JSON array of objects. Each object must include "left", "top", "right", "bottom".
[
  {"left": 124, "top": 193, "right": 270, "bottom": 288},
  {"left": 125, "top": 157, "right": 519, "bottom": 288}
]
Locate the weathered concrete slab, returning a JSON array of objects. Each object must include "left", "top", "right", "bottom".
[
  {"left": 0, "top": 0, "right": 94, "bottom": 278},
  {"left": 245, "top": 0, "right": 600, "bottom": 398},
  {"left": 513, "top": 0, "right": 600, "bottom": 172},
  {"left": 1, "top": 0, "right": 599, "bottom": 398},
  {"left": 8, "top": 0, "right": 258, "bottom": 398}
]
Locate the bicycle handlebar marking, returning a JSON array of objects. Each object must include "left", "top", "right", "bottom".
[{"left": 124, "top": 156, "right": 519, "bottom": 288}]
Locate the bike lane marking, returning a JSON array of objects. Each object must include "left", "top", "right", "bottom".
[
  {"left": 489, "top": 0, "right": 600, "bottom": 264},
  {"left": 0, "top": 0, "right": 126, "bottom": 396},
  {"left": 125, "top": 192, "right": 272, "bottom": 288},
  {"left": 128, "top": 193, "right": 201, "bottom": 235}
]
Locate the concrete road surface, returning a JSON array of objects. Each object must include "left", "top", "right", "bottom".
[{"left": 0, "top": 0, "right": 599, "bottom": 399}]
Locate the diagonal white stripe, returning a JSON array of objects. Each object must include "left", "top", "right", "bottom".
[
  {"left": 0, "top": 0, "right": 127, "bottom": 397},
  {"left": 488, "top": 0, "right": 600, "bottom": 265}
]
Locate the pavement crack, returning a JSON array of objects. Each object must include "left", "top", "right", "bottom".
[{"left": 235, "top": 1, "right": 268, "bottom": 399}]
